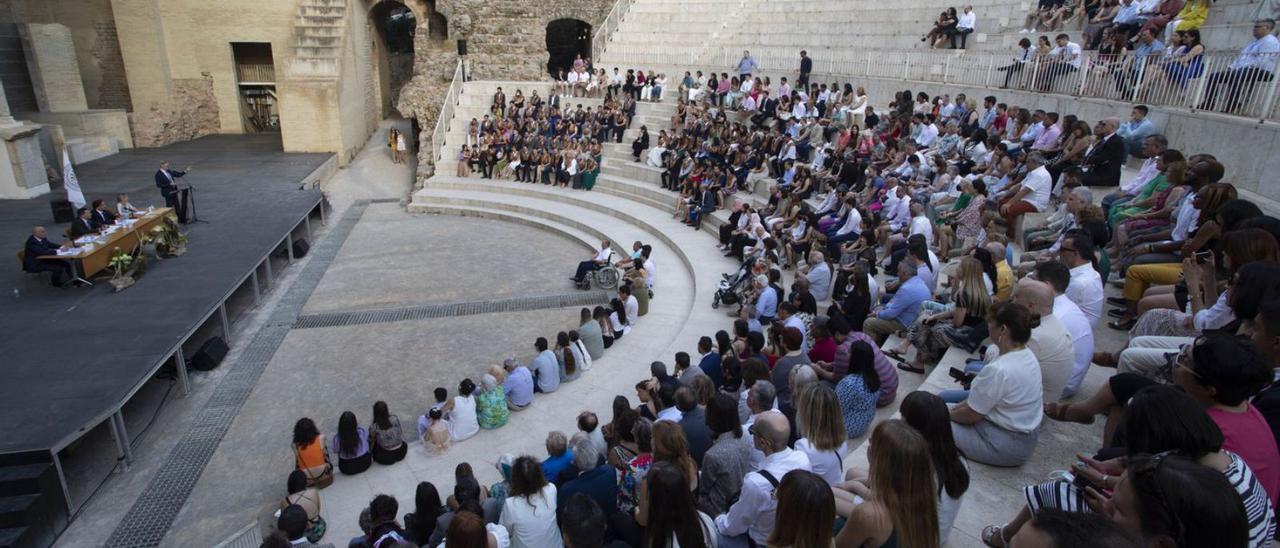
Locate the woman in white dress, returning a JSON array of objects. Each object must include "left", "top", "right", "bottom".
[
  {"left": 445, "top": 378, "right": 480, "bottom": 442},
  {"left": 500, "top": 456, "right": 561, "bottom": 548}
]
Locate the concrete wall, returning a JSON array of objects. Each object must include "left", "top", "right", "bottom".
[
  {"left": 19, "top": 23, "right": 88, "bottom": 112},
  {"left": 3, "top": 0, "right": 131, "bottom": 110}
]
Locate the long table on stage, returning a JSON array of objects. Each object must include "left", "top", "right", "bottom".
[{"left": 40, "top": 207, "right": 175, "bottom": 278}]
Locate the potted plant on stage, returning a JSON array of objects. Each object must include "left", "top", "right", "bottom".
[
  {"left": 151, "top": 215, "right": 188, "bottom": 257},
  {"left": 107, "top": 247, "right": 147, "bottom": 292}
]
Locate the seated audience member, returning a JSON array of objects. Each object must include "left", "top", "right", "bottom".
[
  {"left": 331, "top": 411, "right": 372, "bottom": 475},
  {"left": 714, "top": 411, "right": 811, "bottom": 546},
  {"left": 1116, "top": 105, "right": 1157, "bottom": 157},
  {"left": 577, "top": 411, "right": 607, "bottom": 457},
  {"left": 532, "top": 337, "right": 561, "bottom": 393},
  {"left": 556, "top": 331, "right": 582, "bottom": 383},
  {"left": 616, "top": 418, "right": 655, "bottom": 515},
  {"left": 22, "top": 226, "right": 72, "bottom": 286},
  {"left": 799, "top": 251, "right": 832, "bottom": 301},
  {"left": 557, "top": 433, "right": 617, "bottom": 513},
  {"left": 984, "top": 385, "right": 1277, "bottom": 547},
  {"left": 835, "top": 420, "right": 940, "bottom": 547},
  {"left": 368, "top": 401, "right": 406, "bottom": 465},
  {"left": 698, "top": 393, "right": 754, "bottom": 516},
  {"left": 793, "top": 383, "right": 850, "bottom": 485},
  {"left": 1034, "top": 261, "right": 1095, "bottom": 399},
  {"left": 541, "top": 431, "right": 574, "bottom": 484},
  {"left": 578, "top": 308, "right": 605, "bottom": 360},
  {"left": 278, "top": 505, "right": 336, "bottom": 548},
  {"left": 675, "top": 387, "right": 713, "bottom": 464},
  {"left": 1011, "top": 278, "right": 1076, "bottom": 401},
  {"left": 353, "top": 494, "right": 406, "bottom": 547},
  {"left": 863, "top": 261, "right": 930, "bottom": 345},
  {"left": 950, "top": 302, "right": 1043, "bottom": 467},
  {"left": 442, "top": 378, "right": 480, "bottom": 442},
  {"left": 634, "top": 461, "right": 717, "bottom": 548},
  {"left": 422, "top": 409, "right": 451, "bottom": 456},
  {"left": 998, "top": 152, "right": 1053, "bottom": 238},
  {"left": 899, "top": 257, "right": 991, "bottom": 373},
  {"left": 835, "top": 340, "right": 881, "bottom": 438},
  {"left": 695, "top": 336, "right": 724, "bottom": 387},
  {"left": 559, "top": 493, "right": 609, "bottom": 548},
  {"left": 503, "top": 358, "right": 534, "bottom": 411},
  {"left": 403, "top": 482, "right": 447, "bottom": 546},
  {"left": 282, "top": 471, "right": 327, "bottom": 543},
  {"left": 1251, "top": 301, "right": 1280, "bottom": 443},
  {"left": 292, "top": 418, "right": 333, "bottom": 487},
  {"left": 1007, "top": 509, "right": 1142, "bottom": 547},
  {"left": 571, "top": 240, "right": 614, "bottom": 285},
  {"left": 1060, "top": 231, "right": 1104, "bottom": 326},
  {"left": 768, "top": 470, "right": 837, "bottom": 548},
  {"left": 477, "top": 370, "right": 510, "bottom": 429},
  {"left": 500, "top": 456, "right": 562, "bottom": 547},
  {"left": 1199, "top": 19, "right": 1280, "bottom": 114},
  {"left": 1100, "top": 134, "right": 1168, "bottom": 214},
  {"left": 1080, "top": 117, "right": 1127, "bottom": 187}
]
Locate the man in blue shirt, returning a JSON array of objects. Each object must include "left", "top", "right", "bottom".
[
  {"left": 737, "top": 50, "right": 759, "bottom": 80},
  {"left": 863, "top": 261, "right": 930, "bottom": 345},
  {"left": 557, "top": 435, "right": 617, "bottom": 511},
  {"left": 532, "top": 337, "right": 560, "bottom": 393},
  {"left": 753, "top": 274, "right": 778, "bottom": 326},
  {"left": 1116, "top": 105, "right": 1158, "bottom": 157},
  {"left": 540, "top": 431, "right": 575, "bottom": 484},
  {"left": 1200, "top": 19, "right": 1280, "bottom": 113},
  {"left": 502, "top": 357, "right": 535, "bottom": 410}
]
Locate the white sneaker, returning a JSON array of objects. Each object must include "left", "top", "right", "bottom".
[{"left": 1018, "top": 28, "right": 1031, "bottom": 33}]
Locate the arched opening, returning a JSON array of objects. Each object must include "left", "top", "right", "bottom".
[
  {"left": 424, "top": 0, "right": 448, "bottom": 42},
  {"left": 369, "top": 0, "right": 416, "bottom": 117},
  {"left": 545, "top": 19, "right": 591, "bottom": 78}
]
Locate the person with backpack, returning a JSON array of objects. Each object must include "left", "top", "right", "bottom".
[{"left": 713, "top": 411, "right": 811, "bottom": 546}]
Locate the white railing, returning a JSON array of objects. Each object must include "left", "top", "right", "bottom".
[
  {"left": 431, "top": 60, "right": 466, "bottom": 165},
  {"left": 592, "top": 0, "right": 636, "bottom": 62},
  {"left": 605, "top": 45, "right": 1280, "bottom": 122}
]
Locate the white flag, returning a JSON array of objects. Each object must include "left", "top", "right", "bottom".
[{"left": 62, "top": 150, "right": 84, "bottom": 209}]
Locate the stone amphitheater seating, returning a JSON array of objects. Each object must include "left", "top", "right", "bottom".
[{"left": 411, "top": 79, "right": 1118, "bottom": 545}]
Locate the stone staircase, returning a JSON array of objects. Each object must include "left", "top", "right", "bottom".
[{"left": 286, "top": 0, "right": 348, "bottom": 79}]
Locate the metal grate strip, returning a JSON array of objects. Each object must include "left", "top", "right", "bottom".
[
  {"left": 105, "top": 201, "right": 370, "bottom": 548},
  {"left": 292, "top": 291, "right": 611, "bottom": 329}
]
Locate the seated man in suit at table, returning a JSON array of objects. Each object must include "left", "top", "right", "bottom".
[
  {"left": 23, "top": 226, "right": 71, "bottom": 286},
  {"left": 69, "top": 207, "right": 98, "bottom": 239},
  {"left": 90, "top": 199, "right": 117, "bottom": 228}
]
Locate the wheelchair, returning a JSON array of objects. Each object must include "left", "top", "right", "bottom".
[{"left": 576, "top": 265, "right": 620, "bottom": 290}]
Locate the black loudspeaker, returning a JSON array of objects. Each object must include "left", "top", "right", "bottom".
[
  {"left": 50, "top": 199, "right": 74, "bottom": 223},
  {"left": 189, "top": 337, "right": 229, "bottom": 371},
  {"left": 457, "top": 39, "right": 467, "bottom": 56},
  {"left": 292, "top": 238, "right": 310, "bottom": 258}
]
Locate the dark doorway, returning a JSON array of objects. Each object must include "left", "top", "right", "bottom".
[
  {"left": 425, "top": 0, "right": 448, "bottom": 42},
  {"left": 231, "top": 42, "right": 278, "bottom": 133},
  {"left": 545, "top": 19, "right": 591, "bottom": 78},
  {"left": 370, "top": 1, "right": 417, "bottom": 116}
]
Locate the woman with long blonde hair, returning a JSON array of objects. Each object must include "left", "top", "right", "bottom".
[
  {"left": 794, "top": 383, "right": 850, "bottom": 486},
  {"left": 902, "top": 257, "right": 992, "bottom": 370},
  {"left": 836, "top": 419, "right": 940, "bottom": 548}
]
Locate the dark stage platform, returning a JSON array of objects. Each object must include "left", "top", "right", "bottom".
[{"left": 0, "top": 134, "right": 330, "bottom": 455}]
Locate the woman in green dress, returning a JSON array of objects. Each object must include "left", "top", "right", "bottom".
[
  {"left": 476, "top": 369, "right": 509, "bottom": 429},
  {"left": 1108, "top": 149, "right": 1184, "bottom": 229}
]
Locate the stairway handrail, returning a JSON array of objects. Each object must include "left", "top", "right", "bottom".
[{"left": 430, "top": 59, "right": 466, "bottom": 166}]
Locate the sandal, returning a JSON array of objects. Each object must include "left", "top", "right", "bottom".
[
  {"left": 896, "top": 362, "right": 926, "bottom": 374},
  {"left": 1108, "top": 318, "right": 1136, "bottom": 331},
  {"left": 981, "top": 525, "right": 1009, "bottom": 547},
  {"left": 883, "top": 349, "right": 908, "bottom": 362}
]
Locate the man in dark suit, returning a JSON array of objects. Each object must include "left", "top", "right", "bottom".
[
  {"left": 751, "top": 91, "right": 777, "bottom": 129},
  {"left": 23, "top": 226, "right": 71, "bottom": 286},
  {"left": 798, "top": 50, "right": 812, "bottom": 89},
  {"left": 1081, "top": 117, "right": 1126, "bottom": 187},
  {"left": 90, "top": 199, "right": 117, "bottom": 228},
  {"left": 695, "top": 336, "right": 723, "bottom": 387},
  {"left": 69, "top": 207, "right": 98, "bottom": 239},
  {"left": 674, "top": 388, "right": 713, "bottom": 465},
  {"left": 154, "top": 161, "right": 188, "bottom": 210}
]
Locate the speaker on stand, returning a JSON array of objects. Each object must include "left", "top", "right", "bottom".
[{"left": 457, "top": 40, "right": 468, "bottom": 81}]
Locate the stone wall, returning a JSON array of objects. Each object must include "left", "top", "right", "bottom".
[
  {"left": 128, "top": 76, "right": 219, "bottom": 147},
  {"left": 397, "top": 0, "right": 613, "bottom": 185}
]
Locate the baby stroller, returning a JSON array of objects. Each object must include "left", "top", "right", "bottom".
[{"left": 712, "top": 256, "right": 756, "bottom": 309}]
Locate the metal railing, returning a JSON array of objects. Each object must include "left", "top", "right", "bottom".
[
  {"left": 592, "top": 0, "right": 637, "bottom": 61},
  {"left": 604, "top": 45, "right": 1280, "bottom": 122},
  {"left": 430, "top": 59, "right": 466, "bottom": 165}
]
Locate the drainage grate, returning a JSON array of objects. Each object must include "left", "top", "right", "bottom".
[
  {"left": 293, "top": 292, "right": 611, "bottom": 329},
  {"left": 105, "top": 201, "right": 371, "bottom": 548}
]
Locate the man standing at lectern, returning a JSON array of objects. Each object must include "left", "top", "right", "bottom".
[{"left": 154, "top": 161, "right": 189, "bottom": 211}]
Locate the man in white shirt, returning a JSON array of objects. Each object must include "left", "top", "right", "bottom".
[
  {"left": 715, "top": 411, "right": 810, "bottom": 546},
  {"left": 571, "top": 240, "right": 613, "bottom": 284},
  {"left": 915, "top": 115, "right": 940, "bottom": 148},
  {"left": 1041, "top": 33, "right": 1082, "bottom": 90},
  {"left": 1059, "top": 231, "right": 1104, "bottom": 326},
  {"left": 1200, "top": 19, "right": 1280, "bottom": 113},
  {"left": 620, "top": 284, "right": 639, "bottom": 325},
  {"left": 1012, "top": 279, "right": 1076, "bottom": 401},
  {"left": 566, "top": 69, "right": 581, "bottom": 96},
  {"left": 1035, "top": 261, "right": 1095, "bottom": 399},
  {"left": 951, "top": 6, "right": 977, "bottom": 49},
  {"left": 998, "top": 152, "right": 1052, "bottom": 238},
  {"left": 908, "top": 203, "right": 934, "bottom": 248},
  {"left": 609, "top": 68, "right": 624, "bottom": 97}
]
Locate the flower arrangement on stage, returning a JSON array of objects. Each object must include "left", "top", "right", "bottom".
[
  {"left": 149, "top": 214, "right": 188, "bottom": 257},
  {"left": 107, "top": 246, "right": 147, "bottom": 292}
]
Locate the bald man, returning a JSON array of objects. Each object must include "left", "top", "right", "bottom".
[
  {"left": 22, "top": 226, "right": 72, "bottom": 286},
  {"left": 715, "top": 410, "right": 811, "bottom": 546},
  {"left": 1010, "top": 278, "right": 1076, "bottom": 401}
]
